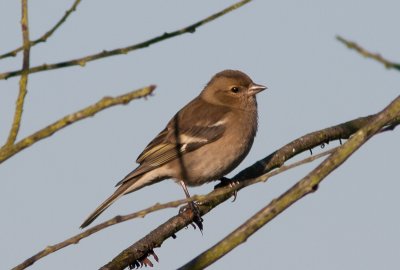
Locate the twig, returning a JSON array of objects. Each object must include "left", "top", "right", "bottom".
[
  {"left": 179, "top": 95, "right": 400, "bottom": 270},
  {"left": 99, "top": 102, "right": 400, "bottom": 270},
  {"left": 11, "top": 145, "right": 337, "bottom": 270},
  {"left": 12, "top": 101, "right": 400, "bottom": 269},
  {"left": 337, "top": 35, "right": 400, "bottom": 71},
  {"left": 11, "top": 196, "right": 187, "bottom": 270},
  {"left": 0, "top": 85, "right": 156, "bottom": 164},
  {"left": 10, "top": 98, "right": 400, "bottom": 269},
  {"left": 0, "top": 0, "right": 252, "bottom": 80},
  {"left": 0, "top": 0, "right": 81, "bottom": 60},
  {"left": 245, "top": 146, "right": 339, "bottom": 185},
  {"left": 5, "top": 0, "right": 31, "bottom": 145}
]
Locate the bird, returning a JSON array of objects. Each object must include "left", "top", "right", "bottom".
[{"left": 80, "top": 69, "right": 266, "bottom": 228}]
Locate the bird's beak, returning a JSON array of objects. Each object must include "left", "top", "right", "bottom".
[{"left": 248, "top": 83, "right": 267, "bottom": 95}]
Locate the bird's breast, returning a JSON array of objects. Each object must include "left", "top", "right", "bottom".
[{"left": 168, "top": 110, "right": 257, "bottom": 186}]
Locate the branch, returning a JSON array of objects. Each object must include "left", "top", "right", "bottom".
[
  {"left": 5, "top": 0, "right": 31, "bottom": 145},
  {"left": 12, "top": 145, "right": 336, "bottom": 270},
  {"left": 12, "top": 98, "right": 400, "bottom": 270},
  {"left": 0, "top": 85, "right": 156, "bottom": 164},
  {"left": 179, "top": 95, "right": 400, "bottom": 270},
  {"left": 100, "top": 99, "right": 400, "bottom": 270},
  {"left": 0, "top": 0, "right": 252, "bottom": 80},
  {"left": 0, "top": 0, "right": 81, "bottom": 60},
  {"left": 337, "top": 35, "right": 400, "bottom": 71}
]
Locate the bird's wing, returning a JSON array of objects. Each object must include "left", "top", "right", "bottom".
[{"left": 115, "top": 98, "right": 229, "bottom": 186}]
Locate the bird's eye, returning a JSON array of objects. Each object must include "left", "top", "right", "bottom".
[{"left": 231, "top": 87, "right": 240, "bottom": 93}]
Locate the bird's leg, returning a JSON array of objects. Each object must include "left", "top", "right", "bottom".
[
  {"left": 214, "top": 176, "right": 240, "bottom": 202},
  {"left": 179, "top": 180, "right": 203, "bottom": 231},
  {"left": 180, "top": 180, "right": 192, "bottom": 199}
]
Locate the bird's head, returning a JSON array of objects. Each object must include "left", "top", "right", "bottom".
[{"left": 201, "top": 70, "right": 267, "bottom": 110}]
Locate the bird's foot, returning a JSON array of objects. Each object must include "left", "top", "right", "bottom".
[
  {"left": 214, "top": 177, "right": 240, "bottom": 202},
  {"left": 129, "top": 249, "right": 159, "bottom": 269},
  {"left": 179, "top": 201, "right": 204, "bottom": 232}
]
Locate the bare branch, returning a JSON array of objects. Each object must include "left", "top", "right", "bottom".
[
  {"left": 179, "top": 95, "right": 400, "bottom": 270},
  {"left": 0, "top": 85, "right": 156, "bottom": 164},
  {"left": 337, "top": 35, "right": 400, "bottom": 71},
  {"left": 0, "top": 0, "right": 252, "bottom": 80},
  {"left": 0, "top": 0, "right": 81, "bottom": 60},
  {"left": 12, "top": 145, "right": 336, "bottom": 270},
  {"left": 12, "top": 95, "right": 400, "bottom": 270},
  {"left": 5, "top": 0, "right": 31, "bottom": 145},
  {"left": 11, "top": 196, "right": 188, "bottom": 270}
]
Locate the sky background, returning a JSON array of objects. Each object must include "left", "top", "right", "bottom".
[{"left": 1, "top": 1, "right": 399, "bottom": 269}]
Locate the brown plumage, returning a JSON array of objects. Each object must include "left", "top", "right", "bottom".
[{"left": 80, "top": 70, "right": 266, "bottom": 228}]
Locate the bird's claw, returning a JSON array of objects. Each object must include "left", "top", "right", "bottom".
[
  {"left": 129, "top": 249, "right": 159, "bottom": 269},
  {"left": 179, "top": 201, "right": 204, "bottom": 232},
  {"left": 215, "top": 177, "right": 240, "bottom": 202},
  {"left": 228, "top": 180, "right": 240, "bottom": 202}
]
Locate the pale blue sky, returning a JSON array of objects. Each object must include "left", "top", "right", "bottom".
[{"left": 1, "top": 1, "right": 399, "bottom": 269}]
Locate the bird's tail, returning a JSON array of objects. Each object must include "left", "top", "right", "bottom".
[
  {"left": 80, "top": 172, "right": 151, "bottom": 228},
  {"left": 80, "top": 183, "right": 129, "bottom": 228},
  {"left": 80, "top": 168, "right": 162, "bottom": 228}
]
